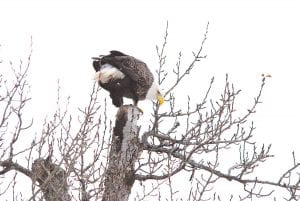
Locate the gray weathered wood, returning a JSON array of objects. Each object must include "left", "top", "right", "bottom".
[{"left": 102, "top": 105, "right": 142, "bottom": 201}]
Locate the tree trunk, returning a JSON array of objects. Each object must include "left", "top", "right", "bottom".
[{"left": 102, "top": 105, "right": 142, "bottom": 201}]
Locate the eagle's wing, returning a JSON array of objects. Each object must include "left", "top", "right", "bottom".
[{"left": 102, "top": 55, "right": 154, "bottom": 87}]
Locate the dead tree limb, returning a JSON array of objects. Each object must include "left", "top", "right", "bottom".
[{"left": 101, "top": 105, "right": 142, "bottom": 201}]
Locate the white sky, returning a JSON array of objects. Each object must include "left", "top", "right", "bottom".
[{"left": 1, "top": 0, "right": 300, "bottom": 199}]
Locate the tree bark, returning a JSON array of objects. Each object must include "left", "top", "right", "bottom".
[
  {"left": 102, "top": 105, "right": 142, "bottom": 201},
  {"left": 32, "top": 158, "right": 71, "bottom": 201}
]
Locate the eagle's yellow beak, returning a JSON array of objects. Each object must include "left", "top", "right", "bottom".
[{"left": 157, "top": 94, "right": 165, "bottom": 105}]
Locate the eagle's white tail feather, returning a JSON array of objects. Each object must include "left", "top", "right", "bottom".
[{"left": 94, "top": 64, "right": 125, "bottom": 83}]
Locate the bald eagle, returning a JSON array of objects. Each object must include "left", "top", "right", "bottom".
[{"left": 92, "top": 51, "right": 164, "bottom": 107}]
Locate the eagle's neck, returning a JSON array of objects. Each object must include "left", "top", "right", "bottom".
[{"left": 145, "top": 82, "right": 158, "bottom": 100}]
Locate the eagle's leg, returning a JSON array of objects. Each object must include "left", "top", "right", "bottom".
[
  {"left": 133, "top": 96, "right": 139, "bottom": 106},
  {"left": 132, "top": 97, "right": 143, "bottom": 114},
  {"left": 110, "top": 93, "right": 123, "bottom": 107}
]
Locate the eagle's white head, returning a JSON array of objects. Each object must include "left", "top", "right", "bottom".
[{"left": 146, "top": 82, "right": 164, "bottom": 105}]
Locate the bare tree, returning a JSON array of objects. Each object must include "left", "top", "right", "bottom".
[{"left": 1, "top": 23, "right": 300, "bottom": 201}]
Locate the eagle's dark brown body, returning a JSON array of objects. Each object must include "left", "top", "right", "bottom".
[{"left": 92, "top": 51, "right": 155, "bottom": 107}]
